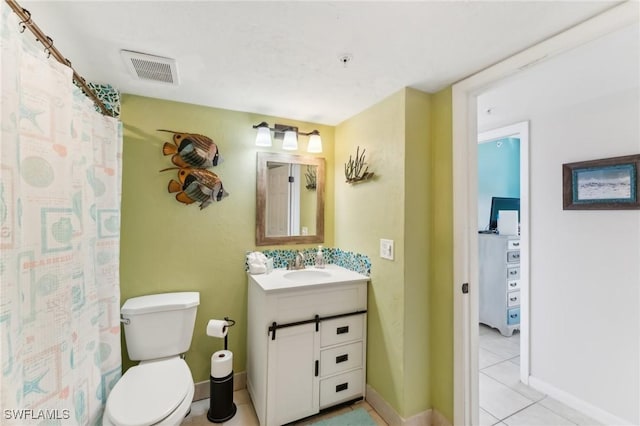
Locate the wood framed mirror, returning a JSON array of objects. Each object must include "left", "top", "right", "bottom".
[{"left": 256, "top": 152, "right": 325, "bottom": 246}]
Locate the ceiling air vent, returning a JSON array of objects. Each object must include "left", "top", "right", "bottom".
[{"left": 120, "top": 50, "right": 178, "bottom": 85}]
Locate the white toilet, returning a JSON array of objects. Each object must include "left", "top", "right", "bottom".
[{"left": 103, "top": 292, "right": 200, "bottom": 426}]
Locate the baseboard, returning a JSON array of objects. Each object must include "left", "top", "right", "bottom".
[
  {"left": 193, "top": 371, "right": 247, "bottom": 401},
  {"left": 365, "top": 384, "right": 451, "bottom": 426},
  {"left": 528, "top": 376, "right": 633, "bottom": 426}
]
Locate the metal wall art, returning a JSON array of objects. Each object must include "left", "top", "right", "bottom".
[
  {"left": 159, "top": 129, "right": 228, "bottom": 209},
  {"left": 345, "top": 146, "right": 374, "bottom": 184}
]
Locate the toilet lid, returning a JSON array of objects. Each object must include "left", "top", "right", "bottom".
[{"left": 106, "top": 358, "right": 191, "bottom": 426}]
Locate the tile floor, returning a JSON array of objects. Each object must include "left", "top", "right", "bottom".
[
  {"left": 181, "top": 328, "right": 603, "bottom": 426},
  {"left": 479, "top": 324, "right": 602, "bottom": 426},
  {"left": 182, "top": 390, "right": 388, "bottom": 426}
]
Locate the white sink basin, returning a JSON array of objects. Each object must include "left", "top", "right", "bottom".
[{"left": 283, "top": 269, "right": 332, "bottom": 281}]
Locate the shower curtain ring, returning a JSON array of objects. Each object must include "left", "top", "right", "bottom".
[
  {"left": 18, "top": 9, "right": 31, "bottom": 33},
  {"left": 43, "top": 36, "right": 54, "bottom": 58}
]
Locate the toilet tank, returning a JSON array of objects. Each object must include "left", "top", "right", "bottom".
[{"left": 121, "top": 292, "right": 200, "bottom": 361}]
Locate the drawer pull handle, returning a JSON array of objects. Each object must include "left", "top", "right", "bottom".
[
  {"left": 512, "top": 242, "right": 520, "bottom": 247},
  {"left": 509, "top": 270, "right": 518, "bottom": 275},
  {"left": 510, "top": 314, "right": 518, "bottom": 318},
  {"left": 336, "top": 326, "right": 349, "bottom": 335},
  {"left": 336, "top": 354, "right": 349, "bottom": 364},
  {"left": 336, "top": 383, "right": 349, "bottom": 392},
  {"left": 509, "top": 282, "right": 516, "bottom": 287},
  {"left": 510, "top": 297, "right": 518, "bottom": 301}
]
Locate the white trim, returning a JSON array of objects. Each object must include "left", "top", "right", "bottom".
[
  {"left": 528, "top": 377, "right": 634, "bottom": 426},
  {"left": 452, "top": 2, "right": 639, "bottom": 425},
  {"left": 365, "top": 384, "right": 443, "bottom": 426},
  {"left": 478, "top": 121, "right": 530, "bottom": 387}
]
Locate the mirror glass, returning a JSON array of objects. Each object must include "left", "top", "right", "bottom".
[{"left": 256, "top": 152, "right": 325, "bottom": 245}]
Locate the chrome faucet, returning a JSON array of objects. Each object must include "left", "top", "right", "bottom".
[{"left": 287, "top": 251, "right": 305, "bottom": 270}]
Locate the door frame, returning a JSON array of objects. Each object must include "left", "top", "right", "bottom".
[
  {"left": 478, "top": 121, "right": 530, "bottom": 386},
  {"left": 451, "top": 3, "right": 638, "bottom": 425}
]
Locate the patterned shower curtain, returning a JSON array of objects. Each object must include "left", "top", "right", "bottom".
[{"left": 1, "top": 4, "right": 122, "bottom": 425}]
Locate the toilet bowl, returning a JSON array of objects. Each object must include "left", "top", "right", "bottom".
[
  {"left": 103, "top": 357, "right": 194, "bottom": 426},
  {"left": 104, "top": 292, "right": 200, "bottom": 426}
]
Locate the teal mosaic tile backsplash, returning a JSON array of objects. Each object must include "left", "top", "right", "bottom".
[{"left": 247, "top": 247, "right": 371, "bottom": 276}]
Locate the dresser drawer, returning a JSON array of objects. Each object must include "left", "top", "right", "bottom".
[
  {"left": 507, "top": 279, "right": 521, "bottom": 291},
  {"left": 320, "top": 341, "right": 363, "bottom": 377},
  {"left": 320, "top": 314, "right": 364, "bottom": 347},
  {"left": 319, "top": 369, "right": 363, "bottom": 409},
  {"left": 507, "top": 308, "right": 520, "bottom": 325},
  {"left": 507, "top": 266, "right": 520, "bottom": 280},
  {"left": 507, "top": 250, "right": 520, "bottom": 263},
  {"left": 508, "top": 240, "right": 521, "bottom": 250},
  {"left": 507, "top": 291, "right": 520, "bottom": 307}
]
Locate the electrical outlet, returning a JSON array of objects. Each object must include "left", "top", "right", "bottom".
[{"left": 380, "top": 239, "right": 394, "bottom": 260}]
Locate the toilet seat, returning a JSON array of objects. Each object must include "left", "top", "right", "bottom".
[{"left": 106, "top": 357, "right": 192, "bottom": 426}]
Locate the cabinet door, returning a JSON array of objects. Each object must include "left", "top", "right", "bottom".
[{"left": 267, "top": 323, "right": 319, "bottom": 425}]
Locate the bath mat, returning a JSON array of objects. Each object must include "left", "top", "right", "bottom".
[{"left": 309, "top": 407, "right": 377, "bottom": 426}]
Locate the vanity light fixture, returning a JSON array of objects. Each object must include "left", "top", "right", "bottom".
[
  {"left": 281, "top": 128, "right": 298, "bottom": 150},
  {"left": 254, "top": 122, "right": 272, "bottom": 147},
  {"left": 252, "top": 122, "right": 322, "bottom": 153},
  {"left": 306, "top": 130, "right": 322, "bottom": 153}
]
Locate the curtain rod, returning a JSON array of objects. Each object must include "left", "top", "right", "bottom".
[{"left": 5, "top": 0, "right": 113, "bottom": 117}]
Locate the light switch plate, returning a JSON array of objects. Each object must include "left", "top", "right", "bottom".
[{"left": 380, "top": 239, "right": 394, "bottom": 260}]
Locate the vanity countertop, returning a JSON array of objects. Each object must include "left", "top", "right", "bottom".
[{"left": 248, "top": 264, "right": 369, "bottom": 293}]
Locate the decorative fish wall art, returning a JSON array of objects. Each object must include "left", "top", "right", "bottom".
[
  {"left": 161, "top": 167, "right": 229, "bottom": 210},
  {"left": 159, "top": 129, "right": 222, "bottom": 168},
  {"left": 158, "top": 129, "right": 228, "bottom": 209}
]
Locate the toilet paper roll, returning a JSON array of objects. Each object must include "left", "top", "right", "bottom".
[
  {"left": 206, "top": 319, "right": 228, "bottom": 338},
  {"left": 211, "top": 350, "right": 233, "bottom": 378}
]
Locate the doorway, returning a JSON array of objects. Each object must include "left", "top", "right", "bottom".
[
  {"left": 476, "top": 122, "right": 530, "bottom": 424},
  {"left": 451, "top": 4, "right": 635, "bottom": 425}
]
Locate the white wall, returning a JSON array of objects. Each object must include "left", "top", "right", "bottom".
[{"left": 478, "top": 23, "right": 640, "bottom": 424}]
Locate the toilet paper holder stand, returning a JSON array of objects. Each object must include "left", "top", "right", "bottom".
[
  {"left": 222, "top": 317, "right": 235, "bottom": 350},
  {"left": 207, "top": 316, "right": 237, "bottom": 424}
]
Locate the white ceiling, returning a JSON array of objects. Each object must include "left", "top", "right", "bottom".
[{"left": 20, "top": 1, "right": 620, "bottom": 125}]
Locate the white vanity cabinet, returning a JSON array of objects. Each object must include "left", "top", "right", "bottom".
[
  {"left": 246, "top": 265, "right": 369, "bottom": 426},
  {"left": 478, "top": 233, "right": 521, "bottom": 337}
]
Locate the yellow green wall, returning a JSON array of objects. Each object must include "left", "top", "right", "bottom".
[
  {"left": 334, "top": 87, "right": 453, "bottom": 421},
  {"left": 428, "top": 87, "right": 454, "bottom": 421},
  {"left": 119, "top": 94, "right": 335, "bottom": 381},
  {"left": 120, "top": 88, "right": 454, "bottom": 422},
  {"left": 335, "top": 90, "right": 407, "bottom": 412}
]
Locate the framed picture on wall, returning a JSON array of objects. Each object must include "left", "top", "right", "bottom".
[{"left": 562, "top": 154, "right": 640, "bottom": 210}]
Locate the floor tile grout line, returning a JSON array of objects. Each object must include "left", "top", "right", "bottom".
[
  {"left": 536, "top": 397, "right": 588, "bottom": 426},
  {"left": 479, "top": 365, "right": 547, "bottom": 403}
]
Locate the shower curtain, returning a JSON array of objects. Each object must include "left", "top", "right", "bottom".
[{"left": 1, "top": 4, "right": 122, "bottom": 425}]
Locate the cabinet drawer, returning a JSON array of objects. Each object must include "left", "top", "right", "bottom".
[
  {"left": 507, "top": 291, "right": 520, "bottom": 307},
  {"left": 507, "top": 279, "right": 520, "bottom": 291},
  {"left": 508, "top": 240, "right": 521, "bottom": 250},
  {"left": 507, "top": 250, "right": 520, "bottom": 263},
  {"left": 319, "top": 369, "right": 363, "bottom": 409},
  {"left": 507, "top": 266, "right": 520, "bottom": 280},
  {"left": 507, "top": 308, "right": 520, "bottom": 325},
  {"left": 320, "top": 315, "right": 364, "bottom": 347},
  {"left": 320, "top": 342, "right": 363, "bottom": 377}
]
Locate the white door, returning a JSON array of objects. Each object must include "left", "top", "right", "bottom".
[
  {"left": 266, "top": 323, "right": 320, "bottom": 426},
  {"left": 266, "top": 163, "right": 290, "bottom": 236}
]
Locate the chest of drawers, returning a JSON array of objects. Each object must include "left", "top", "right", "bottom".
[{"left": 478, "top": 233, "right": 521, "bottom": 337}]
